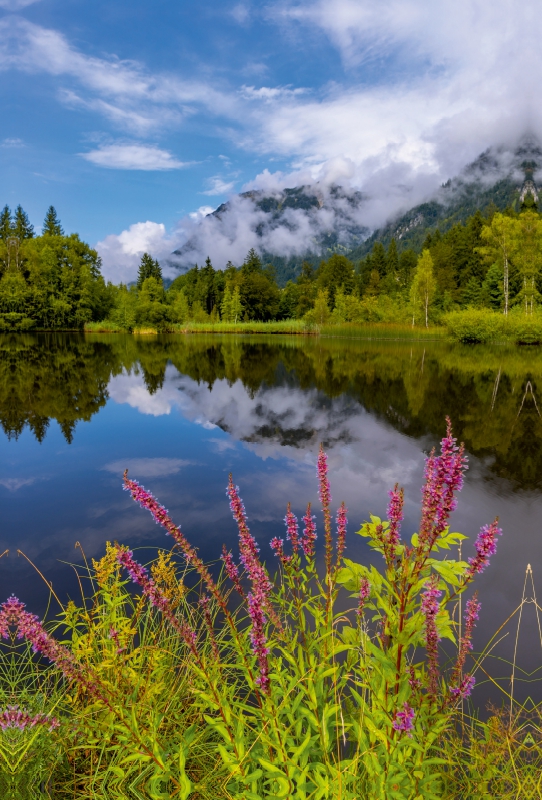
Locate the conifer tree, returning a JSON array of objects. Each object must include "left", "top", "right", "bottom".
[
  {"left": 0, "top": 206, "right": 11, "bottom": 240},
  {"left": 221, "top": 285, "right": 233, "bottom": 322},
  {"left": 42, "top": 206, "right": 64, "bottom": 236},
  {"left": 371, "top": 242, "right": 387, "bottom": 278},
  {"left": 462, "top": 277, "right": 482, "bottom": 307},
  {"left": 482, "top": 263, "right": 504, "bottom": 310},
  {"left": 13, "top": 206, "right": 34, "bottom": 239},
  {"left": 136, "top": 253, "right": 162, "bottom": 289}
]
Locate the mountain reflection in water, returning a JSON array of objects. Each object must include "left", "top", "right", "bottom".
[{"left": 1, "top": 332, "right": 542, "bottom": 489}]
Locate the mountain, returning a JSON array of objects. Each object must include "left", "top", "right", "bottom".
[{"left": 171, "top": 139, "right": 541, "bottom": 286}]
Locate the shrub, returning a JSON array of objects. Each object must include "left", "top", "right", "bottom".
[{"left": 444, "top": 309, "right": 505, "bottom": 343}]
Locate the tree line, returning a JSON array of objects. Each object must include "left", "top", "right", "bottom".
[
  {"left": 106, "top": 189, "right": 541, "bottom": 329},
  {"left": 0, "top": 206, "right": 113, "bottom": 330},
  {"left": 4, "top": 190, "right": 541, "bottom": 331}
]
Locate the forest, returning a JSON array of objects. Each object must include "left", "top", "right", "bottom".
[{"left": 1, "top": 191, "right": 541, "bottom": 331}]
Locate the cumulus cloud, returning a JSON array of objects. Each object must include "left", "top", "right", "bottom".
[
  {"left": 96, "top": 221, "right": 179, "bottom": 283},
  {"left": 80, "top": 143, "right": 188, "bottom": 170}
]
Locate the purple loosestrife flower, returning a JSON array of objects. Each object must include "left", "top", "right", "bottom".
[
  {"left": 226, "top": 477, "right": 279, "bottom": 670},
  {"left": 270, "top": 537, "right": 291, "bottom": 566},
  {"left": 421, "top": 576, "right": 442, "bottom": 697},
  {"left": 284, "top": 503, "right": 299, "bottom": 553},
  {"left": 301, "top": 503, "right": 317, "bottom": 559},
  {"left": 336, "top": 502, "right": 348, "bottom": 561},
  {"left": 227, "top": 477, "right": 270, "bottom": 590},
  {"left": 451, "top": 595, "right": 480, "bottom": 690},
  {"left": 419, "top": 419, "right": 468, "bottom": 551},
  {"left": 466, "top": 520, "right": 502, "bottom": 578},
  {"left": 115, "top": 548, "right": 198, "bottom": 654},
  {"left": 386, "top": 484, "right": 404, "bottom": 563},
  {"left": 0, "top": 597, "right": 103, "bottom": 701},
  {"left": 221, "top": 546, "right": 245, "bottom": 597},
  {"left": 392, "top": 703, "right": 415, "bottom": 736},
  {"left": 356, "top": 577, "right": 370, "bottom": 617},
  {"left": 450, "top": 674, "right": 476, "bottom": 699},
  {"left": 317, "top": 446, "right": 333, "bottom": 573},
  {"left": 123, "top": 472, "right": 227, "bottom": 611}
]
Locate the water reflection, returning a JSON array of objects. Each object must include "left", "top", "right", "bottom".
[
  {"left": 2, "top": 332, "right": 542, "bottom": 489},
  {"left": 1, "top": 332, "right": 542, "bottom": 707}
]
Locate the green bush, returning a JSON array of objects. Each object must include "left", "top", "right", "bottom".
[
  {"left": 444, "top": 309, "right": 505, "bottom": 343},
  {"left": 508, "top": 315, "right": 542, "bottom": 344}
]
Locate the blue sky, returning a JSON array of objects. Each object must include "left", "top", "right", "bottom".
[{"left": 0, "top": 0, "right": 534, "bottom": 280}]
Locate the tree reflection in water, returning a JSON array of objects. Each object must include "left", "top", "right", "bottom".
[{"left": 1, "top": 332, "right": 541, "bottom": 489}]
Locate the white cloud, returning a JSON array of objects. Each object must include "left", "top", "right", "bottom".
[
  {"left": 202, "top": 176, "right": 236, "bottom": 195},
  {"left": 231, "top": 3, "right": 250, "bottom": 24},
  {"left": 80, "top": 143, "right": 187, "bottom": 170},
  {"left": 102, "top": 458, "right": 192, "bottom": 477},
  {"left": 0, "top": 17, "right": 241, "bottom": 135},
  {"left": 96, "top": 220, "right": 178, "bottom": 283},
  {"left": 0, "top": 137, "right": 24, "bottom": 147},
  {"left": 0, "top": 0, "right": 41, "bottom": 8},
  {"left": 0, "top": 477, "right": 36, "bottom": 491}
]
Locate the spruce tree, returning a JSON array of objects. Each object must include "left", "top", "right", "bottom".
[
  {"left": 136, "top": 253, "right": 162, "bottom": 289},
  {"left": 386, "top": 238, "right": 399, "bottom": 276},
  {"left": 13, "top": 206, "right": 34, "bottom": 239},
  {"left": 482, "top": 263, "right": 504, "bottom": 310},
  {"left": 371, "top": 242, "right": 387, "bottom": 278},
  {"left": 462, "top": 277, "right": 482, "bottom": 307},
  {"left": 42, "top": 206, "right": 64, "bottom": 236},
  {"left": 0, "top": 206, "right": 12, "bottom": 240},
  {"left": 242, "top": 248, "right": 263, "bottom": 274}
]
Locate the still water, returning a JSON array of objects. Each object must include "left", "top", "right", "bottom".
[{"left": 1, "top": 332, "right": 542, "bottom": 706}]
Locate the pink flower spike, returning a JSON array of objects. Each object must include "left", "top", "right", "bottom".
[
  {"left": 270, "top": 537, "right": 291, "bottom": 565},
  {"left": 386, "top": 484, "right": 404, "bottom": 562},
  {"left": 356, "top": 577, "right": 370, "bottom": 617},
  {"left": 115, "top": 547, "right": 198, "bottom": 654},
  {"left": 317, "top": 446, "right": 333, "bottom": 573},
  {"left": 450, "top": 674, "right": 476, "bottom": 699},
  {"left": 466, "top": 520, "right": 502, "bottom": 577},
  {"left": 301, "top": 502, "right": 317, "bottom": 559},
  {"left": 336, "top": 502, "right": 348, "bottom": 560},
  {"left": 419, "top": 419, "right": 468, "bottom": 551},
  {"left": 392, "top": 702, "right": 416, "bottom": 736},
  {"left": 221, "top": 546, "right": 245, "bottom": 597},
  {"left": 284, "top": 503, "right": 299, "bottom": 553}
]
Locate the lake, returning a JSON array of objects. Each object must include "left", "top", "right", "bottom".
[{"left": 1, "top": 331, "right": 542, "bottom": 708}]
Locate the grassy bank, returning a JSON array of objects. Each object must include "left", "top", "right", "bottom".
[
  {"left": 85, "top": 319, "right": 314, "bottom": 335},
  {"left": 84, "top": 319, "right": 443, "bottom": 339},
  {"left": 84, "top": 312, "right": 542, "bottom": 345},
  {"left": 0, "top": 433, "right": 534, "bottom": 798}
]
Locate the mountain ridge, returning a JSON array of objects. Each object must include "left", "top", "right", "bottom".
[{"left": 171, "top": 139, "right": 541, "bottom": 286}]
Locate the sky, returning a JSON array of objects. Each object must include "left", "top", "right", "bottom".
[{"left": 0, "top": 0, "right": 537, "bottom": 281}]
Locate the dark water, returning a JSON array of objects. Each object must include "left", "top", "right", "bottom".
[{"left": 2, "top": 332, "right": 542, "bottom": 707}]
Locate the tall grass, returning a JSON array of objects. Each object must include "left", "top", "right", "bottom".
[
  {"left": 0, "top": 423, "right": 539, "bottom": 797},
  {"left": 320, "top": 321, "right": 446, "bottom": 340}
]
